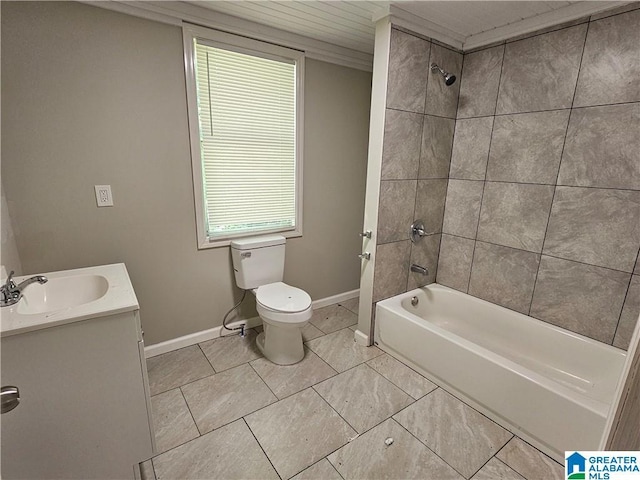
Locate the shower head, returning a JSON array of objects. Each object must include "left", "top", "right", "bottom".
[{"left": 431, "top": 63, "right": 456, "bottom": 86}]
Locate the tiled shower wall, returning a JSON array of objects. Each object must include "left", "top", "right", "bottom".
[
  {"left": 372, "top": 28, "right": 462, "bottom": 303},
  {"left": 437, "top": 7, "right": 640, "bottom": 349}
]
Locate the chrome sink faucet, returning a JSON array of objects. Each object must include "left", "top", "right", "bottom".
[{"left": 0, "top": 271, "right": 48, "bottom": 307}]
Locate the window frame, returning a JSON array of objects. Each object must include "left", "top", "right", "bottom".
[{"left": 183, "top": 24, "right": 305, "bottom": 249}]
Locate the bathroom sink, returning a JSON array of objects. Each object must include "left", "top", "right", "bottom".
[
  {"left": 17, "top": 274, "right": 109, "bottom": 315},
  {"left": 1, "top": 264, "right": 139, "bottom": 337}
]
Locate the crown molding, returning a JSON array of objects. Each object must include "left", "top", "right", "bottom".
[
  {"left": 81, "top": 1, "right": 373, "bottom": 72},
  {"left": 463, "top": 1, "right": 631, "bottom": 51},
  {"left": 375, "top": 4, "right": 465, "bottom": 51}
]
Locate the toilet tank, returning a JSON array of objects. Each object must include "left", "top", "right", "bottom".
[{"left": 230, "top": 235, "right": 286, "bottom": 289}]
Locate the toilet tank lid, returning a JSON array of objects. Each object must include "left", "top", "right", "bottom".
[{"left": 230, "top": 234, "right": 286, "bottom": 250}]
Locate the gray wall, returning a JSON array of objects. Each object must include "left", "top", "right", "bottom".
[
  {"left": 438, "top": 8, "right": 640, "bottom": 349},
  {"left": 372, "top": 28, "right": 462, "bottom": 304},
  {"left": 1, "top": 1, "right": 371, "bottom": 345}
]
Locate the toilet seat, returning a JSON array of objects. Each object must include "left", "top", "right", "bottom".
[{"left": 256, "top": 282, "right": 311, "bottom": 312}]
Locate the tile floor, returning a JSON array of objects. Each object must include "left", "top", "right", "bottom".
[{"left": 142, "top": 298, "right": 564, "bottom": 480}]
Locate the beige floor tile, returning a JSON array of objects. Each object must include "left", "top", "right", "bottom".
[
  {"left": 250, "top": 348, "right": 336, "bottom": 399},
  {"left": 338, "top": 297, "right": 359, "bottom": 314},
  {"left": 146, "top": 346, "right": 214, "bottom": 396},
  {"left": 151, "top": 389, "right": 199, "bottom": 454},
  {"left": 199, "top": 329, "right": 263, "bottom": 372},
  {"left": 301, "top": 323, "right": 325, "bottom": 341},
  {"left": 496, "top": 437, "right": 564, "bottom": 480},
  {"left": 472, "top": 458, "right": 524, "bottom": 480},
  {"left": 140, "top": 460, "right": 155, "bottom": 480},
  {"left": 394, "top": 389, "right": 512, "bottom": 478},
  {"left": 349, "top": 324, "right": 358, "bottom": 331},
  {"left": 245, "top": 388, "right": 356, "bottom": 479},
  {"left": 328, "top": 418, "right": 463, "bottom": 480},
  {"left": 152, "top": 419, "right": 278, "bottom": 480},
  {"left": 314, "top": 364, "right": 413, "bottom": 433},
  {"left": 367, "top": 353, "right": 437, "bottom": 399},
  {"left": 181, "top": 363, "right": 276, "bottom": 434},
  {"left": 291, "top": 459, "right": 343, "bottom": 480},
  {"left": 310, "top": 304, "right": 358, "bottom": 334},
  {"left": 306, "top": 328, "right": 383, "bottom": 372}
]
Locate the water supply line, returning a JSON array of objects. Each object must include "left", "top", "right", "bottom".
[{"left": 222, "top": 289, "right": 247, "bottom": 337}]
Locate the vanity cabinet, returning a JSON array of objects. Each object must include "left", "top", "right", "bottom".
[{"left": 1, "top": 309, "right": 155, "bottom": 479}]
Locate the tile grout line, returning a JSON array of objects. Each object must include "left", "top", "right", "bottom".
[
  {"left": 197, "top": 342, "right": 217, "bottom": 374},
  {"left": 388, "top": 401, "right": 472, "bottom": 480},
  {"left": 442, "top": 234, "right": 637, "bottom": 276},
  {"left": 464, "top": 38, "right": 506, "bottom": 293},
  {"left": 611, "top": 246, "right": 640, "bottom": 345},
  {"left": 466, "top": 433, "right": 516, "bottom": 480},
  {"left": 242, "top": 417, "right": 283, "bottom": 480},
  {"left": 445, "top": 177, "right": 640, "bottom": 193},
  {"left": 527, "top": 19, "right": 590, "bottom": 316},
  {"left": 247, "top": 361, "right": 280, "bottom": 400},
  {"left": 365, "top": 355, "right": 436, "bottom": 401},
  {"left": 453, "top": 99, "right": 640, "bottom": 121}
]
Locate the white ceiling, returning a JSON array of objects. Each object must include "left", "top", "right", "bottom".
[{"left": 186, "top": 1, "right": 628, "bottom": 53}]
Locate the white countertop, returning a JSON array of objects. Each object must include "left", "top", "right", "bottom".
[{"left": 1, "top": 263, "right": 139, "bottom": 337}]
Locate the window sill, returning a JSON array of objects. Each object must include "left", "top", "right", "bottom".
[{"left": 197, "top": 228, "right": 303, "bottom": 250}]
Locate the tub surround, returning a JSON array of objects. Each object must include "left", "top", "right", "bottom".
[
  {"left": 372, "top": 27, "right": 462, "bottom": 311},
  {"left": 438, "top": 6, "right": 640, "bottom": 348}
]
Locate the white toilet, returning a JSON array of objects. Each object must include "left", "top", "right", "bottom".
[{"left": 230, "top": 235, "right": 312, "bottom": 365}]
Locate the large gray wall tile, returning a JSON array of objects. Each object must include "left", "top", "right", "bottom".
[
  {"left": 543, "top": 187, "right": 640, "bottom": 272},
  {"left": 530, "top": 256, "right": 630, "bottom": 343},
  {"left": 414, "top": 179, "right": 448, "bottom": 235},
  {"left": 419, "top": 115, "right": 454, "bottom": 179},
  {"left": 381, "top": 109, "right": 424, "bottom": 180},
  {"left": 574, "top": 9, "right": 640, "bottom": 107},
  {"left": 450, "top": 117, "right": 494, "bottom": 180},
  {"left": 373, "top": 240, "right": 411, "bottom": 302},
  {"left": 477, "top": 182, "right": 555, "bottom": 253},
  {"left": 558, "top": 103, "right": 640, "bottom": 190},
  {"left": 437, "top": 234, "right": 475, "bottom": 292},
  {"left": 377, "top": 180, "right": 417, "bottom": 244},
  {"left": 486, "top": 110, "right": 571, "bottom": 184},
  {"left": 613, "top": 275, "right": 640, "bottom": 350},
  {"left": 408, "top": 234, "right": 440, "bottom": 289},
  {"left": 496, "top": 24, "right": 588, "bottom": 114},
  {"left": 387, "top": 29, "right": 430, "bottom": 113},
  {"left": 468, "top": 242, "right": 540, "bottom": 314},
  {"left": 425, "top": 44, "right": 462, "bottom": 118},
  {"left": 442, "top": 179, "right": 484, "bottom": 238},
  {"left": 457, "top": 45, "right": 504, "bottom": 118}
]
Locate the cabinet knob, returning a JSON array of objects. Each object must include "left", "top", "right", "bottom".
[{"left": 1, "top": 386, "right": 20, "bottom": 414}]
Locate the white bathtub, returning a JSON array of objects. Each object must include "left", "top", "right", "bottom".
[{"left": 375, "top": 284, "right": 626, "bottom": 462}]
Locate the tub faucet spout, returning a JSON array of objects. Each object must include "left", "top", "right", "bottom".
[
  {"left": 410, "top": 264, "right": 429, "bottom": 276},
  {"left": 0, "top": 271, "right": 48, "bottom": 307}
]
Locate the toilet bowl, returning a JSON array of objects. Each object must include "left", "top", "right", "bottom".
[
  {"left": 230, "top": 234, "right": 312, "bottom": 366},
  {"left": 254, "top": 282, "right": 312, "bottom": 365}
]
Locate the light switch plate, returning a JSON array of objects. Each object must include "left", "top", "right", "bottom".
[{"left": 95, "top": 185, "right": 114, "bottom": 207}]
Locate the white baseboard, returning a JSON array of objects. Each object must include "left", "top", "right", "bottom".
[
  {"left": 144, "top": 288, "right": 360, "bottom": 358},
  {"left": 311, "top": 288, "right": 359, "bottom": 309},
  {"left": 144, "top": 316, "right": 262, "bottom": 358},
  {"left": 353, "top": 329, "right": 370, "bottom": 346}
]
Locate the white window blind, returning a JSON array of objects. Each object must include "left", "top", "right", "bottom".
[{"left": 193, "top": 39, "right": 298, "bottom": 240}]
